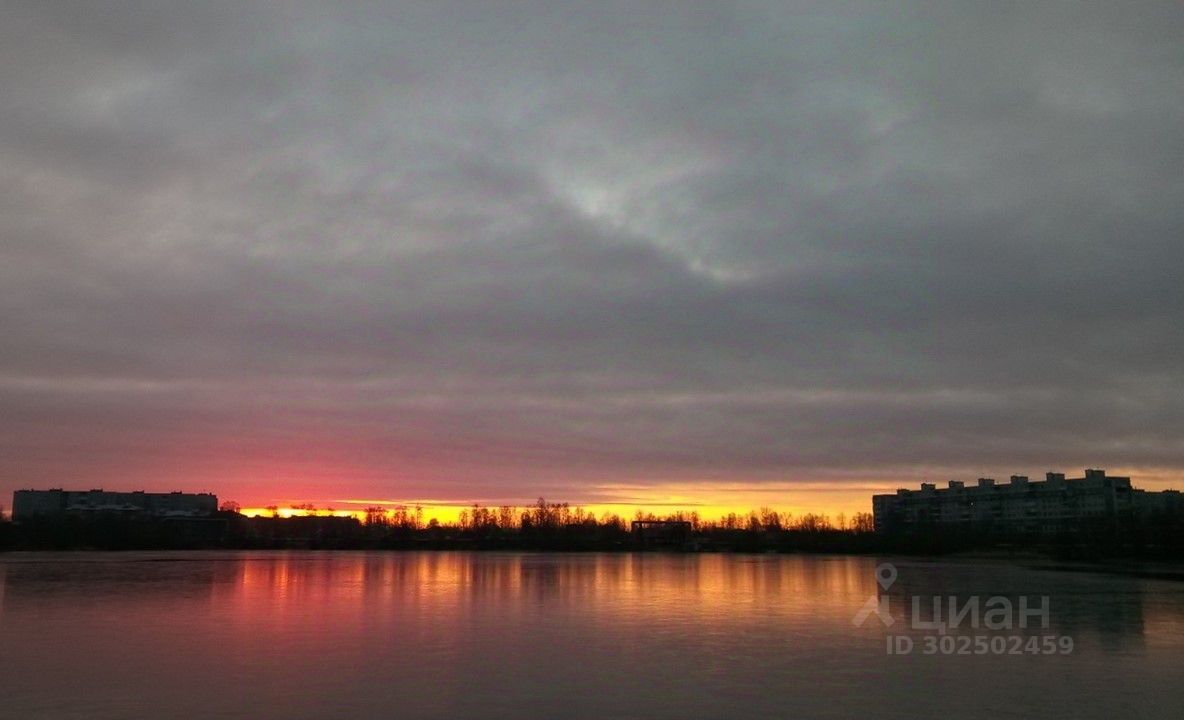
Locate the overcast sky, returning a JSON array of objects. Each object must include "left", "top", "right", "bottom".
[{"left": 2, "top": 1, "right": 1182, "bottom": 511}]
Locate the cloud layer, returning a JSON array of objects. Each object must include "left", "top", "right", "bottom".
[{"left": 3, "top": 1, "right": 1183, "bottom": 507}]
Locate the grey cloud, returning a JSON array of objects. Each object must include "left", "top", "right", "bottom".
[{"left": 2, "top": 1, "right": 1183, "bottom": 504}]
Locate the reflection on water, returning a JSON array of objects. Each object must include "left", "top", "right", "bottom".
[
  {"left": 880, "top": 561, "right": 1163, "bottom": 653},
  {"left": 1, "top": 552, "right": 1183, "bottom": 719}
]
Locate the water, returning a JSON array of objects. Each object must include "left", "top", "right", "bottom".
[{"left": 1, "top": 552, "right": 1182, "bottom": 719}]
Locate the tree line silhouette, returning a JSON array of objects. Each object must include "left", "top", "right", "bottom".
[
  {"left": 0, "top": 498, "right": 877, "bottom": 552},
  {"left": 3, "top": 498, "right": 1181, "bottom": 559}
]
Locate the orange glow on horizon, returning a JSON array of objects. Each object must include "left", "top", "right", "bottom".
[
  {"left": 223, "top": 465, "right": 1184, "bottom": 526},
  {"left": 236, "top": 492, "right": 879, "bottom": 526}
]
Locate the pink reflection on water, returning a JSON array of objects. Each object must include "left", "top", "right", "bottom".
[{"left": 1, "top": 552, "right": 1182, "bottom": 719}]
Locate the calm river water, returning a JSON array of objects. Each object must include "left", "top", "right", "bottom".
[{"left": 1, "top": 552, "right": 1182, "bottom": 719}]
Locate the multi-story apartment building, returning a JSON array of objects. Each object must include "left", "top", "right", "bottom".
[
  {"left": 873, "top": 469, "right": 1181, "bottom": 534},
  {"left": 12, "top": 489, "right": 218, "bottom": 520}
]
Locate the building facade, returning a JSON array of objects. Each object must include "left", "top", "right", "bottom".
[
  {"left": 12, "top": 489, "right": 218, "bottom": 520},
  {"left": 873, "top": 469, "right": 1181, "bottom": 534}
]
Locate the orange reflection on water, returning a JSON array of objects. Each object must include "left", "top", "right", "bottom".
[
  {"left": 3, "top": 552, "right": 1184, "bottom": 719},
  {"left": 207, "top": 552, "right": 883, "bottom": 645}
]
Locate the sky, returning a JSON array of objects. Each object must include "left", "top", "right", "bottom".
[{"left": 2, "top": 1, "right": 1183, "bottom": 519}]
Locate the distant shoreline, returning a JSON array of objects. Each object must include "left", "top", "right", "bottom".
[{"left": 4, "top": 545, "right": 1184, "bottom": 577}]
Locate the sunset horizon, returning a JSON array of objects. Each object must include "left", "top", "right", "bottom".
[
  {"left": 4, "top": 2, "right": 1184, "bottom": 716},
  {"left": 5, "top": 1, "right": 1184, "bottom": 527},
  {"left": 12, "top": 464, "right": 1183, "bottom": 525}
]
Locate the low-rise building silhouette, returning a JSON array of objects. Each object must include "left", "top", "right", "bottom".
[
  {"left": 631, "top": 519, "right": 693, "bottom": 548},
  {"left": 12, "top": 489, "right": 217, "bottom": 520},
  {"left": 873, "top": 469, "right": 1182, "bottom": 534}
]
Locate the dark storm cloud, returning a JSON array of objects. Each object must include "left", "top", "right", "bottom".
[{"left": 2, "top": 1, "right": 1183, "bottom": 502}]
